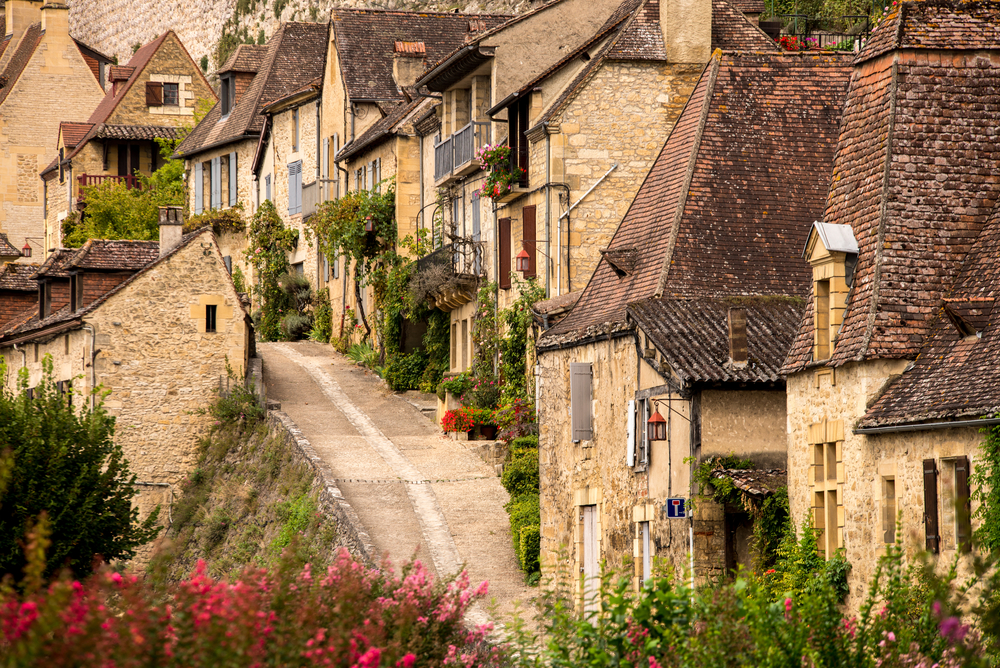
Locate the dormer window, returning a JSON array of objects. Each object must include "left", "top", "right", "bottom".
[
  {"left": 71, "top": 273, "right": 84, "bottom": 311},
  {"left": 803, "top": 222, "right": 858, "bottom": 362},
  {"left": 221, "top": 75, "right": 234, "bottom": 117}
]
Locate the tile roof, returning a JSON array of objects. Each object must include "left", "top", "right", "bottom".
[
  {"left": 858, "top": 200, "right": 1000, "bottom": 428},
  {"left": 60, "top": 121, "right": 95, "bottom": 148},
  {"left": 858, "top": 0, "right": 1000, "bottom": 65},
  {"left": 177, "top": 22, "right": 329, "bottom": 157},
  {"left": 336, "top": 97, "right": 428, "bottom": 162},
  {"left": 66, "top": 239, "right": 160, "bottom": 271},
  {"left": 783, "top": 0, "right": 1000, "bottom": 374},
  {"left": 220, "top": 44, "right": 269, "bottom": 73},
  {"left": 1, "top": 229, "right": 222, "bottom": 342},
  {"left": 628, "top": 296, "right": 804, "bottom": 385},
  {"left": 0, "top": 22, "right": 43, "bottom": 107},
  {"left": 0, "top": 234, "right": 21, "bottom": 258},
  {"left": 85, "top": 32, "right": 171, "bottom": 127},
  {"left": 108, "top": 65, "right": 135, "bottom": 81},
  {"left": 32, "top": 248, "right": 77, "bottom": 279},
  {"left": 535, "top": 0, "right": 777, "bottom": 128},
  {"left": 332, "top": 9, "right": 510, "bottom": 102},
  {"left": 0, "top": 263, "right": 39, "bottom": 292},
  {"left": 96, "top": 124, "right": 181, "bottom": 141},
  {"left": 711, "top": 0, "right": 779, "bottom": 51},
  {"left": 730, "top": 0, "right": 766, "bottom": 12},
  {"left": 539, "top": 51, "right": 852, "bottom": 350}
]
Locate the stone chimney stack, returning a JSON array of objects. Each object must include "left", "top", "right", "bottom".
[
  {"left": 40, "top": 2, "right": 69, "bottom": 38},
  {"left": 728, "top": 306, "right": 748, "bottom": 366},
  {"left": 4, "top": 0, "right": 43, "bottom": 48},
  {"left": 660, "top": 0, "right": 711, "bottom": 64},
  {"left": 392, "top": 41, "right": 426, "bottom": 90},
  {"left": 159, "top": 206, "right": 184, "bottom": 257}
]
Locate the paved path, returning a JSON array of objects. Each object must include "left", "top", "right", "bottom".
[{"left": 260, "top": 341, "right": 535, "bottom": 629}]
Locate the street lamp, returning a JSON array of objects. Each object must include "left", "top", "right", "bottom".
[
  {"left": 515, "top": 248, "right": 530, "bottom": 273},
  {"left": 646, "top": 407, "right": 667, "bottom": 441},
  {"left": 21, "top": 242, "right": 31, "bottom": 258}
]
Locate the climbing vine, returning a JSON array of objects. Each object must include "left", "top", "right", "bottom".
[
  {"left": 244, "top": 200, "right": 297, "bottom": 341},
  {"left": 972, "top": 419, "right": 1000, "bottom": 554}
]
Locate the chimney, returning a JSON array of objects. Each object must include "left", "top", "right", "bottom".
[
  {"left": 728, "top": 306, "right": 748, "bottom": 366},
  {"left": 158, "top": 206, "right": 183, "bottom": 257},
  {"left": 40, "top": 2, "right": 68, "bottom": 37},
  {"left": 660, "top": 0, "right": 711, "bottom": 64},
  {"left": 392, "top": 41, "right": 426, "bottom": 89},
  {"left": 5, "top": 0, "right": 42, "bottom": 46}
]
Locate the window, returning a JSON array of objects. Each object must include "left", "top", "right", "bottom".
[
  {"left": 570, "top": 362, "right": 593, "bottom": 442},
  {"left": 221, "top": 76, "right": 233, "bottom": 116},
  {"left": 814, "top": 278, "right": 831, "bottom": 360},
  {"left": 882, "top": 477, "right": 896, "bottom": 544},
  {"left": 210, "top": 156, "right": 221, "bottom": 209},
  {"left": 288, "top": 161, "right": 303, "bottom": 214},
  {"left": 292, "top": 262, "right": 304, "bottom": 276},
  {"left": 582, "top": 505, "right": 599, "bottom": 612},
  {"left": 499, "top": 217, "right": 511, "bottom": 290},
  {"left": 507, "top": 97, "right": 530, "bottom": 186},
  {"left": 71, "top": 273, "right": 83, "bottom": 311},
  {"left": 57, "top": 380, "right": 72, "bottom": 408},
  {"left": 292, "top": 108, "right": 299, "bottom": 152},
  {"left": 264, "top": 174, "right": 271, "bottom": 202},
  {"left": 59, "top": 148, "right": 65, "bottom": 183},
  {"left": 163, "top": 82, "right": 179, "bottom": 106},
  {"left": 461, "top": 318, "right": 469, "bottom": 371},
  {"left": 205, "top": 305, "right": 217, "bottom": 333},
  {"left": 809, "top": 420, "right": 844, "bottom": 559}
]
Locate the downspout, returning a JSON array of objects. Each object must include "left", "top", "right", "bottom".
[
  {"left": 550, "top": 182, "right": 570, "bottom": 297},
  {"left": 419, "top": 133, "right": 424, "bottom": 239},
  {"left": 337, "top": 163, "right": 351, "bottom": 339},
  {"left": 13, "top": 344, "right": 26, "bottom": 369},
  {"left": 82, "top": 323, "right": 100, "bottom": 410},
  {"left": 315, "top": 101, "right": 321, "bottom": 181},
  {"left": 545, "top": 129, "right": 551, "bottom": 299},
  {"left": 350, "top": 102, "right": 356, "bottom": 143}
]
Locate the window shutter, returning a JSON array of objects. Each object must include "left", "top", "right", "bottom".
[
  {"left": 955, "top": 456, "right": 972, "bottom": 553},
  {"left": 145, "top": 81, "right": 163, "bottom": 105},
  {"left": 627, "top": 399, "right": 636, "bottom": 467},
  {"left": 570, "top": 362, "right": 593, "bottom": 442},
  {"left": 923, "top": 459, "right": 940, "bottom": 554},
  {"left": 523, "top": 204, "right": 536, "bottom": 278},
  {"left": 333, "top": 255, "right": 339, "bottom": 279},
  {"left": 322, "top": 138, "right": 329, "bottom": 201},
  {"left": 194, "top": 162, "right": 203, "bottom": 215},
  {"left": 229, "top": 151, "right": 238, "bottom": 206},
  {"left": 499, "top": 217, "right": 511, "bottom": 289},
  {"left": 211, "top": 157, "right": 221, "bottom": 209}
]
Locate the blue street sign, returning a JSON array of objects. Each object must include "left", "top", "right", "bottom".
[{"left": 665, "top": 498, "right": 688, "bottom": 518}]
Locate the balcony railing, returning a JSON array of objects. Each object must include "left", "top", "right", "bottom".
[
  {"left": 434, "top": 121, "right": 490, "bottom": 182},
  {"left": 77, "top": 174, "right": 141, "bottom": 189},
  {"left": 412, "top": 237, "right": 486, "bottom": 311}
]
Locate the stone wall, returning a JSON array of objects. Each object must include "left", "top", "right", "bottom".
[{"left": 786, "top": 360, "right": 984, "bottom": 609}]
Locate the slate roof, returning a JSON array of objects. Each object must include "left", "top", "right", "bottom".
[
  {"left": 538, "top": 51, "right": 852, "bottom": 351},
  {"left": 220, "top": 44, "right": 269, "bottom": 73},
  {"left": 66, "top": 239, "right": 160, "bottom": 271},
  {"left": 710, "top": 468, "right": 787, "bottom": 497},
  {"left": 0, "top": 234, "right": 21, "bottom": 259},
  {"left": 336, "top": 97, "right": 427, "bottom": 162},
  {"left": 0, "top": 22, "right": 43, "bottom": 107},
  {"left": 628, "top": 296, "right": 804, "bottom": 385},
  {"left": 177, "top": 22, "right": 328, "bottom": 157},
  {"left": 0, "top": 263, "right": 38, "bottom": 292},
  {"left": 857, "top": 198, "right": 1000, "bottom": 428},
  {"left": 782, "top": 0, "right": 1000, "bottom": 374},
  {"left": 533, "top": 0, "right": 777, "bottom": 129},
  {"left": 332, "top": 9, "right": 510, "bottom": 103}
]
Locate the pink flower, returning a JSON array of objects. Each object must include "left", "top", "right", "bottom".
[{"left": 784, "top": 598, "right": 793, "bottom": 613}]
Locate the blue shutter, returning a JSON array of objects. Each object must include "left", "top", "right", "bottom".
[
  {"left": 211, "top": 157, "right": 221, "bottom": 209},
  {"left": 229, "top": 151, "right": 238, "bottom": 207},
  {"left": 288, "top": 161, "right": 302, "bottom": 214},
  {"left": 194, "top": 162, "right": 203, "bottom": 215}
]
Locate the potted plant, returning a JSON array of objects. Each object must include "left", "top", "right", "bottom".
[{"left": 476, "top": 144, "right": 526, "bottom": 202}]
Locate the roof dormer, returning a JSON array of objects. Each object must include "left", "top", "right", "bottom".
[{"left": 803, "top": 222, "right": 858, "bottom": 362}]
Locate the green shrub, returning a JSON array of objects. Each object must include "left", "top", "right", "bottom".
[
  {"left": 438, "top": 373, "right": 473, "bottom": 401},
  {"left": 309, "top": 288, "right": 333, "bottom": 343},
  {"left": 518, "top": 524, "right": 540, "bottom": 574},
  {"left": 210, "top": 365, "right": 265, "bottom": 426},
  {"left": 506, "top": 493, "right": 539, "bottom": 571},
  {"left": 280, "top": 312, "right": 312, "bottom": 341},
  {"left": 346, "top": 342, "right": 378, "bottom": 368},
  {"left": 501, "top": 448, "right": 539, "bottom": 497},
  {"left": 510, "top": 435, "right": 539, "bottom": 455},
  {"left": 383, "top": 350, "right": 428, "bottom": 392}
]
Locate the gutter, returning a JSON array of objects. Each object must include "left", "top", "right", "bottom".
[
  {"left": 535, "top": 325, "right": 633, "bottom": 354},
  {"left": 854, "top": 417, "right": 1000, "bottom": 435},
  {"left": 413, "top": 45, "right": 495, "bottom": 92},
  {"left": 2, "top": 318, "right": 82, "bottom": 347}
]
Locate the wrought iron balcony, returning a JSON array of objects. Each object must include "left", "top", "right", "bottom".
[
  {"left": 411, "top": 237, "right": 486, "bottom": 311},
  {"left": 434, "top": 121, "right": 490, "bottom": 184}
]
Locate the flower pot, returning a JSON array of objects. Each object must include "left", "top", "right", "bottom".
[{"left": 480, "top": 424, "right": 498, "bottom": 440}]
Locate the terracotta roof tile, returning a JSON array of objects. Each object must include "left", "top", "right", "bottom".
[
  {"left": 32, "top": 248, "right": 77, "bottom": 279},
  {"left": 540, "top": 52, "right": 852, "bottom": 349},
  {"left": 332, "top": 9, "right": 510, "bottom": 102},
  {"left": 628, "top": 296, "right": 805, "bottom": 385},
  {"left": 0, "top": 263, "right": 39, "bottom": 292},
  {"left": 95, "top": 124, "right": 181, "bottom": 141},
  {"left": 606, "top": 0, "right": 666, "bottom": 59},
  {"left": 60, "top": 121, "right": 95, "bottom": 148},
  {"left": 178, "top": 22, "right": 329, "bottom": 157},
  {"left": 711, "top": 0, "right": 779, "bottom": 51},
  {"left": 784, "top": 0, "right": 1000, "bottom": 374},
  {"left": 67, "top": 239, "right": 159, "bottom": 271},
  {"left": 0, "top": 22, "right": 43, "bottom": 107},
  {"left": 108, "top": 65, "right": 135, "bottom": 81},
  {"left": 336, "top": 97, "right": 429, "bottom": 162},
  {"left": 731, "top": 0, "right": 766, "bottom": 13},
  {"left": 0, "top": 234, "right": 21, "bottom": 258}
]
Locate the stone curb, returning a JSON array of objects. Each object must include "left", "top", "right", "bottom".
[{"left": 267, "top": 409, "right": 377, "bottom": 566}]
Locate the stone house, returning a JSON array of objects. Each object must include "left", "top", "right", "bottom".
[
  {"left": 319, "top": 8, "right": 509, "bottom": 342},
  {"left": 413, "top": 0, "right": 776, "bottom": 374},
  {"left": 534, "top": 50, "right": 852, "bottom": 601},
  {"left": 39, "top": 29, "right": 214, "bottom": 255},
  {"left": 0, "top": 211, "right": 251, "bottom": 554},
  {"left": 0, "top": 0, "right": 111, "bottom": 263},
  {"left": 779, "top": 0, "right": 1000, "bottom": 608},
  {"left": 177, "top": 22, "right": 328, "bottom": 289}
]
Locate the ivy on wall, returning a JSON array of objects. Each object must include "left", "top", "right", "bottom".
[
  {"left": 973, "top": 420, "right": 1000, "bottom": 554},
  {"left": 244, "top": 200, "right": 297, "bottom": 341}
]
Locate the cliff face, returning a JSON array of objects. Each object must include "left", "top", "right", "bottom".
[{"left": 67, "top": 0, "right": 533, "bottom": 75}]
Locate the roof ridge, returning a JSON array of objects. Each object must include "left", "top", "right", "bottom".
[{"left": 653, "top": 52, "right": 719, "bottom": 297}]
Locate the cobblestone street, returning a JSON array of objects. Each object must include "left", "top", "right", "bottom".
[{"left": 260, "top": 341, "right": 535, "bottom": 629}]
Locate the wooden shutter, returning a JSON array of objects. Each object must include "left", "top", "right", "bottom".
[
  {"left": 499, "top": 217, "right": 512, "bottom": 289},
  {"left": 117, "top": 145, "right": 128, "bottom": 176},
  {"left": 194, "top": 162, "right": 203, "bottom": 214},
  {"left": 955, "top": 456, "right": 972, "bottom": 553},
  {"left": 570, "top": 362, "right": 593, "bottom": 442},
  {"left": 229, "top": 151, "right": 238, "bottom": 206},
  {"left": 522, "top": 204, "right": 536, "bottom": 278},
  {"left": 322, "top": 138, "right": 329, "bottom": 201},
  {"left": 627, "top": 398, "right": 636, "bottom": 467},
  {"left": 145, "top": 81, "right": 163, "bottom": 105},
  {"left": 211, "top": 157, "right": 221, "bottom": 209},
  {"left": 265, "top": 174, "right": 271, "bottom": 202},
  {"left": 923, "top": 459, "right": 940, "bottom": 554}
]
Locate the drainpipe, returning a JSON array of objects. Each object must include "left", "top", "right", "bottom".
[
  {"left": 13, "top": 344, "right": 26, "bottom": 369},
  {"left": 419, "top": 134, "right": 424, "bottom": 239},
  {"left": 545, "top": 130, "right": 551, "bottom": 299},
  {"left": 315, "top": 101, "right": 321, "bottom": 181},
  {"left": 350, "top": 102, "right": 356, "bottom": 143},
  {"left": 82, "top": 323, "right": 100, "bottom": 410}
]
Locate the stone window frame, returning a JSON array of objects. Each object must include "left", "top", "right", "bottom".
[
  {"left": 574, "top": 487, "right": 603, "bottom": 611},
  {"left": 148, "top": 74, "right": 194, "bottom": 117},
  {"left": 808, "top": 419, "right": 845, "bottom": 559},
  {"left": 803, "top": 224, "right": 857, "bottom": 363},
  {"left": 189, "top": 295, "right": 233, "bottom": 334},
  {"left": 163, "top": 82, "right": 179, "bottom": 106}
]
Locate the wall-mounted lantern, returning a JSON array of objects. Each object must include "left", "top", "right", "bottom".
[
  {"left": 21, "top": 242, "right": 31, "bottom": 258},
  {"left": 364, "top": 216, "right": 375, "bottom": 233},
  {"left": 646, "top": 408, "right": 667, "bottom": 442},
  {"left": 515, "top": 248, "right": 530, "bottom": 274}
]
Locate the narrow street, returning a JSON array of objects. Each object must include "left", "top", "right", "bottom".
[{"left": 259, "top": 341, "right": 535, "bottom": 628}]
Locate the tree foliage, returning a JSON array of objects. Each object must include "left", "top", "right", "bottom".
[
  {"left": 243, "top": 200, "right": 297, "bottom": 341},
  {"left": 972, "top": 420, "right": 1000, "bottom": 554},
  {"left": 0, "top": 357, "right": 160, "bottom": 580}
]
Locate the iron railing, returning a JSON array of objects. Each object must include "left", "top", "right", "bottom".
[{"left": 435, "top": 122, "right": 490, "bottom": 181}]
